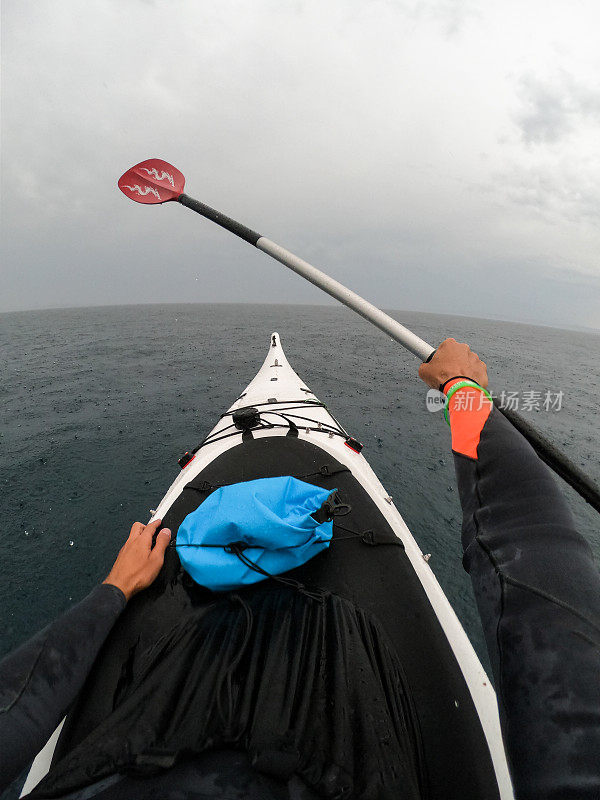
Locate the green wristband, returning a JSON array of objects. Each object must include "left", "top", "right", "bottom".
[{"left": 443, "top": 380, "right": 493, "bottom": 426}]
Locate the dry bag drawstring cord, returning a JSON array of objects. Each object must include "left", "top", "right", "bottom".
[{"left": 227, "top": 543, "right": 325, "bottom": 602}]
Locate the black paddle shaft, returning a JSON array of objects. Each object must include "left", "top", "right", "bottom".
[
  {"left": 178, "top": 194, "right": 261, "bottom": 245},
  {"left": 499, "top": 406, "right": 600, "bottom": 514}
]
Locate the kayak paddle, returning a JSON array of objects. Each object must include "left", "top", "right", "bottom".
[{"left": 118, "top": 158, "right": 600, "bottom": 514}]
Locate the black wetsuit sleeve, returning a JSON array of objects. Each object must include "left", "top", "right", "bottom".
[
  {"left": 452, "top": 404, "right": 600, "bottom": 799},
  {"left": 0, "top": 583, "right": 126, "bottom": 792}
]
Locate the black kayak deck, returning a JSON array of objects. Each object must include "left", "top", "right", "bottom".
[{"left": 53, "top": 436, "right": 500, "bottom": 800}]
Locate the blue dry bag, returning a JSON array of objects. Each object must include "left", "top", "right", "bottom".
[{"left": 176, "top": 476, "right": 336, "bottom": 591}]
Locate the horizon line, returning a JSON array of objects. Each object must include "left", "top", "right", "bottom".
[{"left": 1, "top": 299, "right": 599, "bottom": 336}]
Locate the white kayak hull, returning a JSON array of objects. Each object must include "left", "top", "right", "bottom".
[{"left": 23, "top": 333, "right": 513, "bottom": 799}]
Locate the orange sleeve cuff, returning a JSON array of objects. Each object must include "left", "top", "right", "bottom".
[{"left": 443, "top": 379, "right": 493, "bottom": 460}]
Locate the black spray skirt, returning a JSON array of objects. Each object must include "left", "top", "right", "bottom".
[
  {"left": 27, "top": 437, "right": 500, "bottom": 800},
  {"left": 27, "top": 587, "right": 424, "bottom": 800}
]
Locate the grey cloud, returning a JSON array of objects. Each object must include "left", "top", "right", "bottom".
[
  {"left": 492, "top": 164, "right": 600, "bottom": 224},
  {"left": 418, "top": 0, "right": 481, "bottom": 36},
  {"left": 369, "top": 0, "right": 481, "bottom": 36},
  {"left": 514, "top": 72, "right": 600, "bottom": 144},
  {"left": 515, "top": 77, "right": 571, "bottom": 144}
]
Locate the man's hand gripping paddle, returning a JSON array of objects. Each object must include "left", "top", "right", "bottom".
[{"left": 118, "top": 158, "right": 600, "bottom": 514}]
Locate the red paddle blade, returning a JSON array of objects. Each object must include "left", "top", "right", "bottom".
[{"left": 117, "top": 159, "right": 185, "bottom": 204}]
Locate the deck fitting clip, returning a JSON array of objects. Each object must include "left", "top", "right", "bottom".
[
  {"left": 344, "top": 437, "right": 364, "bottom": 453},
  {"left": 178, "top": 451, "right": 195, "bottom": 469}
]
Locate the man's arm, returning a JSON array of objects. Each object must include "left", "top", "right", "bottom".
[
  {"left": 420, "top": 340, "right": 600, "bottom": 800},
  {"left": 0, "top": 518, "right": 171, "bottom": 791}
]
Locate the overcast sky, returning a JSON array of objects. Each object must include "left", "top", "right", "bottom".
[{"left": 2, "top": 0, "right": 599, "bottom": 328}]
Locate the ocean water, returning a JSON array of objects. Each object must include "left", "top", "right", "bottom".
[{"left": 1, "top": 303, "right": 599, "bottom": 678}]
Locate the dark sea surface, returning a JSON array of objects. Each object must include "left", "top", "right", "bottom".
[{"left": 1, "top": 303, "right": 599, "bottom": 677}]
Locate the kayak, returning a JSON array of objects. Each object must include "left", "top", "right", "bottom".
[{"left": 22, "top": 333, "right": 513, "bottom": 799}]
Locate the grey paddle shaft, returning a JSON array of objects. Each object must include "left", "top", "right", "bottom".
[
  {"left": 177, "top": 193, "right": 434, "bottom": 361},
  {"left": 257, "top": 238, "right": 435, "bottom": 361}
]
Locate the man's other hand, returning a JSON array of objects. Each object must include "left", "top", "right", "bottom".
[{"left": 103, "top": 519, "right": 171, "bottom": 601}]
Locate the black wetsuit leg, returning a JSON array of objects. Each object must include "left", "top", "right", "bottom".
[
  {"left": 453, "top": 405, "right": 600, "bottom": 799},
  {"left": 0, "top": 584, "right": 126, "bottom": 792}
]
